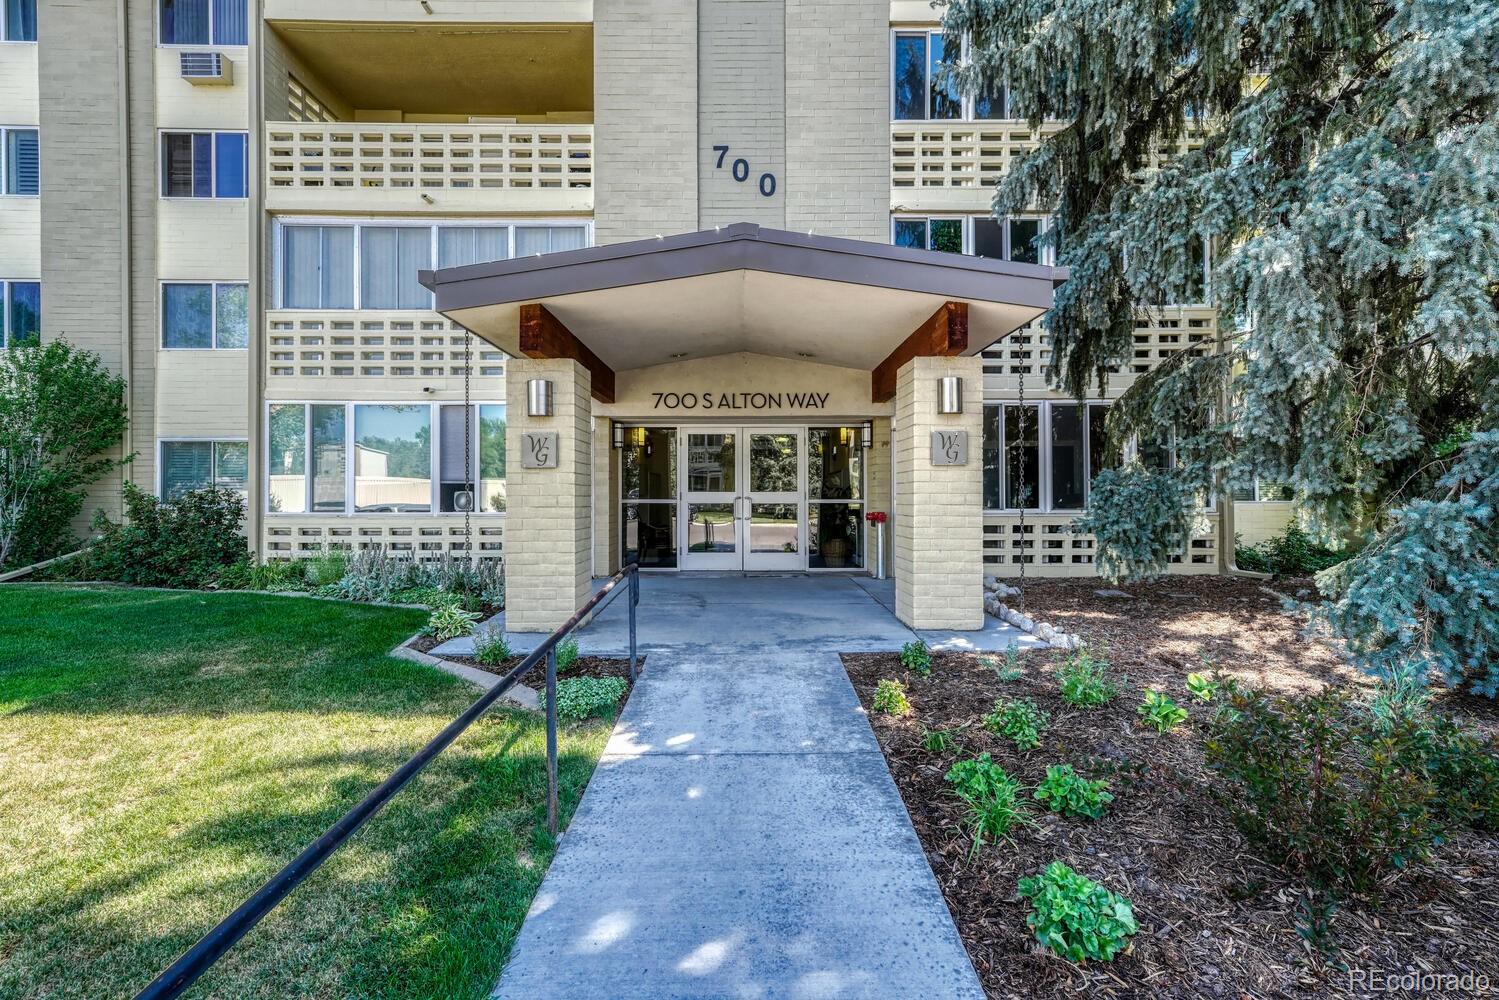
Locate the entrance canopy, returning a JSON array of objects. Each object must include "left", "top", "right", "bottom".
[{"left": 420, "top": 223, "right": 1065, "bottom": 403}]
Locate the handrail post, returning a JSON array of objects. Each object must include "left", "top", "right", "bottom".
[
  {"left": 628, "top": 568, "right": 639, "bottom": 682},
  {"left": 545, "top": 644, "right": 559, "bottom": 837}
]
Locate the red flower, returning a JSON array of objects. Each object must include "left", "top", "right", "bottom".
[{"left": 865, "top": 511, "right": 888, "bottom": 524}]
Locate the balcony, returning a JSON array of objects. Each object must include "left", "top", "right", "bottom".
[
  {"left": 266, "top": 309, "right": 508, "bottom": 393},
  {"left": 265, "top": 122, "right": 594, "bottom": 214}
]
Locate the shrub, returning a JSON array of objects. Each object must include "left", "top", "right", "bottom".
[
  {"left": 872, "top": 679, "right": 910, "bottom": 715},
  {"left": 214, "top": 557, "right": 308, "bottom": 592},
  {"left": 1423, "top": 716, "right": 1499, "bottom": 831},
  {"left": 900, "top": 639, "right": 933, "bottom": 677},
  {"left": 1034, "top": 764, "right": 1114, "bottom": 819},
  {"left": 1235, "top": 523, "right": 1346, "bottom": 577},
  {"left": 81, "top": 483, "right": 248, "bottom": 588},
  {"left": 1057, "top": 648, "right": 1118, "bottom": 707},
  {"left": 302, "top": 546, "right": 350, "bottom": 587},
  {"left": 0, "top": 341, "right": 129, "bottom": 570},
  {"left": 544, "top": 676, "right": 627, "bottom": 722},
  {"left": 1137, "top": 690, "right": 1188, "bottom": 732},
  {"left": 1205, "top": 686, "right": 1443, "bottom": 894},
  {"left": 333, "top": 549, "right": 505, "bottom": 610},
  {"left": 422, "top": 603, "right": 482, "bottom": 641},
  {"left": 556, "top": 636, "right": 580, "bottom": 673},
  {"left": 945, "top": 753, "right": 1029, "bottom": 850},
  {"left": 983, "top": 697, "right": 1049, "bottom": 750},
  {"left": 472, "top": 626, "right": 512, "bottom": 666},
  {"left": 1018, "top": 861, "right": 1138, "bottom": 963}
]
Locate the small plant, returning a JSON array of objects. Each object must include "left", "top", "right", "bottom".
[
  {"left": 1137, "top": 690, "right": 1188, "bottom": 732},
  {"left": 921, "top": 725, "right": 962, "bottom": 753},
  {"left": 900, "top": 640, "right": 933, "bottom": 678},
  {"left": 983, "top": 645, "right": 1025, "bottom": 681},
  {"left": 1057, "top": 648, "right": 1117, "bottom": 707},
  {"left": 423, "top": 603, "right": 482, "bottom": 641},
  {"left": 872, "top": 679, "right": 910, "bottom": 715},
  {"left": 303, "top": 545, "right": 350, "bottom": 587},
  {"left": 472, "top": 626, "right": 512, "bottom": 666},
  {"left": 983, "top": 697, "right": 1049, "bottom": 751},
  {"left": 1186, "top": 672, "right": 1220, "bottom": 702},
  {"left": 555, "top": 636, "right": 580, "bottom": 673},
  {"left": 544, "top": 676, "right": 628, "bottom": 721},
  {"left": 1034, "top": 764, "right": 1114, "bottom": 819},
  {"left": 945, "top": 753, "right": 1030, "bottom": 851},
  {"left": 1018, "top": 861, "right": 1138, "bottom": 963}
]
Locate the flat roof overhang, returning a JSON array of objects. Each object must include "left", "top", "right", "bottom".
[{"left": 421, "top": 222, "right": 1066, "bottom": 381}]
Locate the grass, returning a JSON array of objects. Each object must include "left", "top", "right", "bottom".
[{"left": 0, "top": 585, "right": 616, "bottom": 1000}]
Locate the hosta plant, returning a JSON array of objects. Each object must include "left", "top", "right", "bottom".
[
  {"left": 1034, "top": 764, "right": 1114, "bottom": 820},
  {"left": 1018, "top": 862, "right": 1138, "bottom": 963},
  {"left": 1057, "top": 649, "right": 1118, "bottom": 707},
  {"left": 1138, "top": 690, "right": 1188, "bottom": 732},
  {"left": 872, "top": 679, "right": 910, "bottom": 715},
  {"left": 983, "top": 697, "right": 1050, "bottom": 751},
  {"left": 1186, "top": 672, "right": 1220, "bottom": 703},
  {"left": 422, "top": 603, "right": 482, "bottom": 641},
  {"left": 900, "top": 640, "right": 933, "bottom": 678}
]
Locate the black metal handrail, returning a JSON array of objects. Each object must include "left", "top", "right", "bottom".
[{"left": 134, "top": 564, "right": 642, "bottom": 1000}]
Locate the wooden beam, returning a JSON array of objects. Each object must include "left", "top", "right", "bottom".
[
  {"left": 870, "top": 301, "right": 969, "bottom": 403},
  {"left": 518, "top": 303, "right": 616, "bottom": 404}
]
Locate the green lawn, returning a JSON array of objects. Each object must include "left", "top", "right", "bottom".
[{"left": 0, "top": 585, "right": 613, "bottom": 1000}]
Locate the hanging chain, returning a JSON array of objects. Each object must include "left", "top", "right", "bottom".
[
  {"left": 463, "top": 329, "right": 473, "bottom": 561},
  {"left": 1016, "top": 349, "right": 1027, "bottom": 612}
]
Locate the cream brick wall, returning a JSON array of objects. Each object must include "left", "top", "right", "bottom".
[
  {"left": 594, "top": 0, "right": 697, "bottom": 244},
  {"left": 697, "top": 0, "right": 784, "bottom": 228},
  {"left": 159, "top": 201, "right": 250, "bottom": 279},
  {"left": 263, "top": 0, "right": 592, "bottom": 23},
  {"left": 156, "top": 351, "right": 250, "bottom": 438},
  {"left": 505, "top": 358, "right": 594, "bottom": 632},
  {"left": 591, "top": 415, "right": 620, "bottom": 576},
  {"left": 0, "top": 200, "right": 40, "bottom": 277},
  {"left": 154, "top": 47, "right": 251, "bottom": 129},
  {"left": 1234, "top": 501, "right": 1296, "bottom": 549},
  {"left": 894, "top": 355, "right": 984, "bottom": 629},
  {"left": 0, "top": 43, "right": 38, "bottom": 123}
]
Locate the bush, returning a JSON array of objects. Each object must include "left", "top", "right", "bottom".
[
  {"left": 872, "top": 679, "right": 910, "bottom": 715},
  {"left": 1137, "top": 690, "right": 1188, "bottom": 732},
  {"left": 945, "top": 753, "right": 1029, "bottom": 850},
  {"left": 983, "top": 697, "right": 1049, "bottom": 750},
  {"left": 1057, "top": 648, "right": 1118, "bottom": 707},
  {"left": 556, "top": 636, "right": 580, "bottom": 673},
  {"left": 422, "top": 604, "right": 482, "bottom": 641},
  {"left": 213, "top": 557, "right": 309, "bottom": 592},
  {"left": 81, "top": 483, "right": 248, "bottom": 588},
  {"left": 544, "top": 676, "right": 627, "bottom": 721},
  {"left": 472, "top": 626, "right": 512, "bottom": 666},
  {"left": 1236, "top": 523, "right": 1347, "bottom": 577},
  {"left": 1018, "top": 861, "right": 1138, "bottom": 963},
  {"left": 900, "top": 640, "right": 933, "bottom": 677},
  {"left": 333, "top": 549, "right": 505, "bottom": 610},
  {"left": 0, "top": 341, "right": 129, "bottom": 570},
  {"left": 1423, "top": 716, "right": 1499, "bottom": 831},
  {"left": 1034, "top": 764, "right": 1114, "bottom": 819},
  {"left": 1205, "top": 686, "right": 1443, "bottom": 894},
  {"left": 302, "top": 546, "right": 350, "bottom": 587}
]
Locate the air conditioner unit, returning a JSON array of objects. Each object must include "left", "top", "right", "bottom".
[{"left": 180, "top": 51, "right": 232, "bottom": 86}]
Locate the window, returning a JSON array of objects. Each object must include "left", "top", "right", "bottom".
[
  {"left": 808, "top": 427, "right": 865, "bottom": 569},
  {"left": 892, "top": 30, "right": 1009, "bottom": 121},
  {"left": 2, "top": 128, "right": 38, "bottom": 195},
  {"left": 899, "top": 215, "right": 1050, "bottom": 262},
  {"left": 514, "top": 225, "right": 588, "bottom": 257},
  {"left": 360, "top": 227, "right": 432, "bottom": 310},
  {"left": 972, "top": 217, "right": 1045, "bottom": 263},
  {"left": 161, "top": 282, "right": 247, "bottom": 348},
  {"left": 620, "top": 426, "right": 677, "bottom": 568},
  {"left": 438, "top": 227, "right": 509, "bottom": 269},
  {"left": 160, "top": 0, "right": 246, "bottom": 45},
  {"left": 280, "top": 226, "right": 355, "bottom": 308},
  {"left": 160, "top": 440, "right": 248, "bottom": 499},
  {"left": 1232, "top": 480, "right": 1294, "bottom": 502},
  {"left": 0, "top": 280, "right": 39, "bottom": 347},
  {"left": 437, "top": 403, "right": 508, "bottom": 512},
  {"left": 893, "top": 217, "right": 963, "bottom": 254},
  {"left": 354, "top": 405, "right": 431, "bottom": 513},
  {"left": 3, "top": 0, "right": 36, "bottom": 41},
  {"left": 161, "top": 131, "right": 247, "bottom": 198},
  {"left": 983, "top": 401, "right": 1113, "bottom": 510}
]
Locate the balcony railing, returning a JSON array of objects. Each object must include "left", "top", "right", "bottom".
[{"left": 266, "top": 310, "right": 507, "bottom": 381}]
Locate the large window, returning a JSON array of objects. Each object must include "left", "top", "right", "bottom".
[
  {"left": 894, "top": 215, "right": 1051, "bottom": 264},
  {"left": 278, "top": 221, "right": 589, "bottom": 309},
  {"left": 808, "top": 427, "right": 864, "bottom": 569},
  {"left": 159, "top": 0, "right": 246, "bottom": 45},
  {"left": 893, "top": 217, "right": 963, "bottom": 254},
  {"left": 161, "top": 131, "right": 247, "bottom": 198},
  {"left": 892, "top": 30, "right": 1008, "bottom": 121},
  {"left": 267, "top": 402, "right": 503, "bottom": 516},
  {"left": 161, "top": 282, "right": 247, "bottom": 348},
  {"left": 3, "top": 0, "right": 36, "bottom": 41},
  {"left": 159, "top": 440, "right": 248, "bottom": 499},
  {"left": 1, "top": 128, "right": 38, "bottom": 195},
  {"left": 619, "top": 426, "right": 677, "bottom": 568},
  {"left": 0, "top": 280, "right": 39, "bottom": 347},
  {"left": 983, "top": 401, "right": 1113, "bottom": 511}
]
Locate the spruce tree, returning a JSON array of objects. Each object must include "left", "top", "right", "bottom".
[{"left": 942, "top": 0, "right": 1498, "bottom": 691}]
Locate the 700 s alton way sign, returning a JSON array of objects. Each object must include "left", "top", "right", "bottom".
[{"left": 651, "top": 391, "right": 831, "bottom": 410}]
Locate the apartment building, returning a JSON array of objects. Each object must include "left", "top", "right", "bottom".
[{"left": 7, "top": 0, "right": 1293, "bottom": 628}]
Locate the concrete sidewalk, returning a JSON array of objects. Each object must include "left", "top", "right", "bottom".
[{"left": 488, "top": 576, "right": 994, "bottom": 999}]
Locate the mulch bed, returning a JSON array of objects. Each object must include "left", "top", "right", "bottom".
[{"left": 843, "top": 576, "right": 1499, "bottom": 999}]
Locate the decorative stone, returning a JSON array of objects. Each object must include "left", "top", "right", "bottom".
[
  {"left": 1037, "top": 622, "right": 1057, "bottom": 642},
  {"left": 1094, "top": 588, "right": 1133, "bottom": 599}
]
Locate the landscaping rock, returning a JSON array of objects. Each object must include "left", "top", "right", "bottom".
[{"left": 1094, "top": 588, "right": 1134, "bottom": 599}]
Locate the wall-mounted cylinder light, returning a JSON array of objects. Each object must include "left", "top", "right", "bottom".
[
  {"left": 612, "top": 422, "right": 625, "bottom": 449},
  {"left": 860, "top": 421, "right": 873, "bottom": 449},
  {"left": 938, "top": 376, "right": 964, "bottom": 415},
  {"left": 527, "top": 378, "right": 554, "bottom": 417}
]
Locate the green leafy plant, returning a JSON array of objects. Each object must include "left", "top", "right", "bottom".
[
  {"left": 80, "top": 483, "right": 248, "bottom": 589},
  {"left": 472, "top": 626, "right": 512, "bottom": 666},
  {"left": 302, "top": 546, "right": 351, "bottom": 587},
  {"left": 1034, "top": 764, "right": 1114, "bottom": 820},
  {"left": 986, "top": 645, "right": 1025, "bottom": 681},
  {"left": 1018, "top": 861, "right": 1138, "bottom": 963},
  {"left": 1186, "top": 672, "right": 1220, "bottom": 703},
  {"left": 1137, "top": 690, "right": 1188, "bottom": 732},
  {"left": 214, "top": 557, "right": 308, "bottom": 592},
  {"left": 983, "top": 697, "right": 1049, "bottom": 751},
  {"left": 921, "top": 725, "right": 962, "bottom": 753},
  {"left": 1057, "top": 648, "right": 1118, "bottom": 707},
  {"left": 1422, "top": 715, "right": 1499, "bottom": 831},
  {"left": 1236, "top": 523, "right": 1347, "bottom": 577},
  {"left": 332, "top": 549, "right": 505, "bottom": 611},
  {"left": 555, "top": 636, "right": 580, "bottom": 673},
  {"left": 872, "top": 679, "right": 910, "bottom": 715},
  {"left": 422, "top": 603, "right": 482, "bottom": 641},
  {"left": 945, "top": 753, "right": 1030, "bottom": 851},
  {"left": 543, "top": 676, "right": 628, "bottom": 722},
  {"left": 900, "top": 639, "right": 933, "bottom": 678}
]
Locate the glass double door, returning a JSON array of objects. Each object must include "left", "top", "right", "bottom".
[{"left": 681, "top": 427, "right": 804, "bottom": 571}]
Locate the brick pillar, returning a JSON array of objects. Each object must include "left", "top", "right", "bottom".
[
  {"left": 865, "top": 416, "right": 893, "bottom": 577},
  {"left": 592, "top": 415, "right": 620, "bottom": 577},
  {"left": 504, "top": 359, "right": 593, "bottom": 632},
  {"left": 894, "top": 355, "right": 984, "bottom": 630}
]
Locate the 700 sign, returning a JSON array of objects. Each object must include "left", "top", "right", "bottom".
[{"left": 712, "top": 145, "right": 777, "bottom": 197}]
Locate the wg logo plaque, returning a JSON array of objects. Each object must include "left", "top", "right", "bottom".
[
  {"left": 521, "top": 432, "right": 559, "bottom": 469},
  {"left": 931, "top": 430, "right": 968, "bottom": 466}
]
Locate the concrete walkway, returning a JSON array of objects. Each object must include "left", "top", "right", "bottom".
[{"left": 486, "top": 576, "right": 1013, "bottom": 999}]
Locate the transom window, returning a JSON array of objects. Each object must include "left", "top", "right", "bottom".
[
  {"left": 159, "top": 440, "right": 249, "bottom": 499},
  {"left": 276, "top": 221, "right": 590, "bottom": 310},
  {"left": 161, "top": 131, "right": 248, "bottom": 198},
  {"left": 0, "top": 280, "right": 40, "bottom": 348},
  {"left": 159, "top": 0, "right": 246, "bottom": 46},
  {"left": 893, "top": 215, "right": 1052, "bottom": 265},
  {"left": 1, "top": 128, "right": 39, "bottom": 195},
  {"left": 892, "top": 30, "right": 1008, "bottom": 121},
  {"left": 2, "top": 0, "right": 36, "bottom": 41},
  {"left": 161, "top": 282, "right": 248, "bottom": 349}
]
